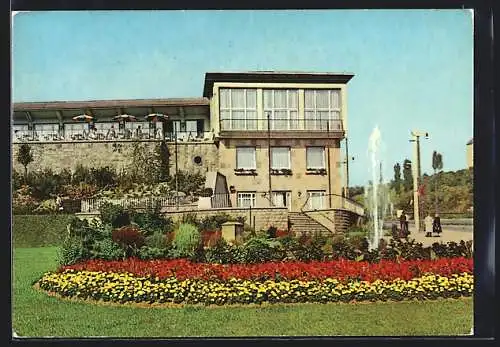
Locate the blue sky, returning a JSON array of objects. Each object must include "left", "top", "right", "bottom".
[{"left": 12, "top": 10, "right": 473, "bottom": 186}]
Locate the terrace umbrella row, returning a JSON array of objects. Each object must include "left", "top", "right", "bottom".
[{"left": 71, "top": 113, "right": 169, "bottom": 123}]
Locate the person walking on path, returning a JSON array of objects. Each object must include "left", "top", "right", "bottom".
[{"left": 433, "top": 213, "right": 442, "bottom": 237}]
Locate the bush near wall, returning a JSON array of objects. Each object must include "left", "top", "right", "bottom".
[{"left": 12, "top": 214, "right": 74, "bottom": 248}]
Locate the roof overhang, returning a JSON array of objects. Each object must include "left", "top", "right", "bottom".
[{"left": 203, "top": 71, "right": 355, "bottom": 97}]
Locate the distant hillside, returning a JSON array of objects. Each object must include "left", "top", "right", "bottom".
[{"left": 349, "top": 168, "right": 473, "bottom": 217}]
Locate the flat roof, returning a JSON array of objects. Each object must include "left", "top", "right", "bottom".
[
  {"left": 203, "top": 71, "right": 355, "bottom": 97},
  {"left": 13, "top": 97, "right": 209, "bottom": 111}
]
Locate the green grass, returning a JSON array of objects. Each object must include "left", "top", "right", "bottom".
[
  {"left": 12, "top": 214, "right": 74, "bottom": 247},
  {"left": 12, "top": 247, "right": 473, "bottom": 337}
]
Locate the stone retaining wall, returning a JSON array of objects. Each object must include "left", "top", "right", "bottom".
[{"left": 11, "top": 141, "right": 219, "bottom": 174}]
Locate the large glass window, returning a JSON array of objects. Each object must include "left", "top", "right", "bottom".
[
  {"left": 306, "top": 147, "right": 325, "bottom": 169},
  {"left": 263, "top": 89, "right": 299, "bottom": 130},
  {"left": 237, "top": 192, "right": 256, "bottom": 208},
  {"left": 220, "top": 88, "right": 257, "bottom": 130},
  {"left": 304, "top": 89, "right": 341, "bottom": 130},
  {"left": 236, "top": 147, "right": 256, "bottom": 169},
  {"left": 307, "top": 190, "right": 326, "bottom": 210},
  {"left": 271, "top": 147, "right": 290, "bottom": 169}
]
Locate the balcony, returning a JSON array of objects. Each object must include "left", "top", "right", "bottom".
[{"left": 219, "top": 118, "right": 344, "bottom": 139}]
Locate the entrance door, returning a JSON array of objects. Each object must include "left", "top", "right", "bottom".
[{"left": 272, "top": 191, "right": 291, "bottom": 210}]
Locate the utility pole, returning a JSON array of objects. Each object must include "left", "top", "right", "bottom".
[
  {"left": 409, "top": 130, "right": 428, "bottom": 232},
  {"left": 343, "top": 137, "right": 354, "bottom": 198},
  {"left": 175, "top": 124, "right": 179, "bottom": 210},
  {"left": 267, "top": 113, "right": 272, "bottom": 207}
]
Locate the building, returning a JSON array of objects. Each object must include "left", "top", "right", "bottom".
[
  {"left": 12, "top": 71, "right": 362, "bottom": 228},
  {"left": 466, "top": 138, "right": 473, "bottom": 169}
]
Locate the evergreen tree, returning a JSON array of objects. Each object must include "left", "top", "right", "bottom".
[{"left": 402, "top": 159, "right": 413, "bottom": 192}]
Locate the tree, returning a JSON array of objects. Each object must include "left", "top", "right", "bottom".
[
  {"left": 432, "top": 151, "right": 444, "bottom": 213},
  {"left": 393, "top": 162, "right": 402, "bottom": 193},
  {"left": 17, "top": 144, "right": 34, "bottom": 180},
  {"left": 402, "top": 159, "right": 413, "bottom": 192}
]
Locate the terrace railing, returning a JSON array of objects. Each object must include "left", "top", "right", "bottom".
[
  {"left": 81, "top": 195, "right": 199, "bottom": 213},
  {"left": 220, "top": 118, "right": 343, "bottom": 132},
  {"left": 12, "top": 129, "right": 215, "bottom": 143}
]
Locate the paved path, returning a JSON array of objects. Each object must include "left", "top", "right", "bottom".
[{"left": 382, "top": 227, "right": 473, "bottom": 246}]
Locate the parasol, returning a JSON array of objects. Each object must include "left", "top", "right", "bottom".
[
  {"left": 145, "top": 113, "right": 168, "bottom": 122},
  {"left": 113, "top": 114, "right": 137, "bottom": 122},
  {"left": 72, "top": 114, "right": 93, "bottom": 122}
]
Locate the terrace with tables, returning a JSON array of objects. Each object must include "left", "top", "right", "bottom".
[{"left": 12, "top": 97, "right": 214, "bottom": 143}]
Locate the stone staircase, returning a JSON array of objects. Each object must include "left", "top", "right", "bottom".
[
  {"left": 334, "top": 209, "right": 363, "bottom": 233},
  {"left": 288, "top": 212, "right": 332, "bottom": 236}
]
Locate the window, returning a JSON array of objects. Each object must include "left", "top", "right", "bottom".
[
  {"left": 271, "top": 147, "right": 290, "bottom": 169},
  {"left": 307, "top": 190, "right": 326, "bottom": 210},
  {"left": 220, "top": 88, "right": 257, "bottom": 130},
  {"left": 306, "top": 147, "right": 325, "bottom": 169},
  {"left": 304, "top": 89, "right": 341, "bottom": 130},
  {"left": 237, "top": 192, "right": 256, "bottom": 208},
  {"left": 263, "top": 89, "right": 299, "bottom": 130},
  {"left": 236, "top": 147, "right": 256, "bottom": 169},
  {"left": 272, "top": 191, "right": 291, "bottom": 210}
]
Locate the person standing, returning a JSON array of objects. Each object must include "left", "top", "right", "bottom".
[
  {"left": 399, "top": 212, "right": 407, "bottom": 235},
  {"left": 424, "top": 213, "right": 433, "bottom": 237},
  {"left": 433, "top": 213, "right": 442, "bottom": 236}
]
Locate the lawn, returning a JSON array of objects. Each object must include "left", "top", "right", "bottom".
[{"left": 12, "top": 247, "right": 473, "bottom": 337}]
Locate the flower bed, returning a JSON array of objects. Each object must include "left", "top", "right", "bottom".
[
  {"left": 60, "top": 257, "right": 473, "bottom": 282},
  {"left": 37, "top": 258, "right": 473, "bottom": 306},
  {"left": 38, "top": 270, "right": 473, "bottom": 305}
]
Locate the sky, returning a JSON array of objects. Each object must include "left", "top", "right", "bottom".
[{"left": 12, "top": 10, "right": 473, "bottom": 186}]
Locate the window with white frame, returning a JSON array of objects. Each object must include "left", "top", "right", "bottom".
[
  {"left": 306, "top": 147, "right": 325, "bottom": 169},
  {"left": 272, "top": 191, "right": 291, "bottom": 209},
  {"left": 236, "top": 147, "right": 256, "bottom": 169},
  {"left": 220, "top": 88, "right": 257, "bottom": 130},
  {"left": 307, "top": 190, "right": 326, "bottom": 210},
  {"left": 263, "top": 89, "right": 299, "bottom": 130},
  {"left": 237, "top": 192, "right": 256, "bottom": 208},
  {"left": 271, "top": 147, "right": 290, "bottom": 169},
  {"left": 304, "top": 89, "right": 341, "bottom": 130}
]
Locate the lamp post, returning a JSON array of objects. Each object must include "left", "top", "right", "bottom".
[{"left": 409, "top": 130, "right": 429, "bottom": 232}]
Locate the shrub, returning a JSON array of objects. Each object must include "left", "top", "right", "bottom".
[
  {"left": 27, "top": 169, "right": 64, "bottom": 200},
  {"left": 13, "top": 214, "right": 75, "bottom": 248},
  {"left": 180, "top": 213, "right": 199, "bottom": 228},
  {"left": 90, "top": 166, "right": 117, "bottom": 189},
  {"left": 145, "top": 232, "right": 170, "bottom": 249},
  {"left": 173, "top": 223, "right": 201, "bottom": 258},
  {"left": 72, "top": 164, "right": 93, "bottom": 185},
  {"left": 201, "top": 230, "right": 222, "bottom": 248},
  {"left": 58, "top": 237, "right": 85, "bottom": 266},
  {"left": 91, "top": 238, "right": 124, "bottom": 260},
  {"left": 205, "top": 239, "right": 243, "bottom": 264},
  {"left": 241, "top": 237, "right": 274, "bottom": 263},
  {"left": 267, "top": 226, "right": 278, "bottom": 238},
  {"left": 32, "top": 199, "right": 58, "bottom": 214},
  {"left": 99, "top": 202, "right": 130, "bottom": 227},
  {"left": 130, "top": 210, "right": 173, "bottom": 236},
  {"left": 137, "top": 246, "right": 168, "bottom": 260},
  {"left": 111, "top": 226, "right": 145, "bottom": 256}
]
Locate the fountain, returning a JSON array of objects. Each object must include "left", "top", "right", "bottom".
[{"left": 366, "top": 126, "right": 386, "bottom": 250}]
